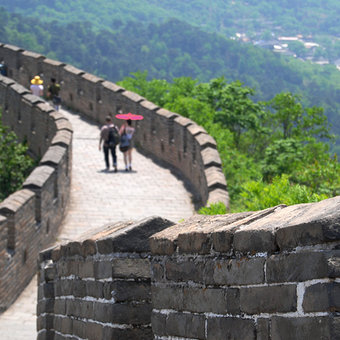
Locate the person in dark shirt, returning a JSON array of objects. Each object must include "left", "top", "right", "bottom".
[{"left": 47, "top": 78, "right": 61, "bottom": 111}]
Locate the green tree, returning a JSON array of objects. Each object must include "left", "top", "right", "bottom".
[{"left": 0, "top": 112, "right": 34, "bottom": 201}]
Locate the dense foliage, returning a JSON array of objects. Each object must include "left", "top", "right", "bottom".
[
  {"left": 0, "top": 8, "right": 339, "bottom": 153},
  {"left": 0, "top": 0, "right": 339, "bottom": 37},
  {"left": 118, "top": 72, "right": 339, "bottom": 212},
  {"left": 0, "top": 111, "right": 34, "bottom": 201}
]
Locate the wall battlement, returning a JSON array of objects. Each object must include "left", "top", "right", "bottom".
[
  {"left": 0, "top": 42, "right": 229, "bottom": 208},
  {"left": 0, "top": 73, "right": 72, "bottom": 311},
  {"left": 38, "top": 198, "right": 340, "bottom": 339}
]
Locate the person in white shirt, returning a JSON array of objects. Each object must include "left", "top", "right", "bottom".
[{"left": 30, "top": 75, "right": 44, "bottom": 97}]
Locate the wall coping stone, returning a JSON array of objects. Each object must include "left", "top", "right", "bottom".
[
  {"left": 51, "top": 130, "right": 72, "bottom": 147},
  {"left": 187, "top": 123, "right": 207, "bottom": 136},
  {"left": 156, "top": 108, "right": 178, "bottom": 119},
  {"left": 102, "top": 80, "right": 124, "bottom": 93},
  {"left": 174, "top": 116, "right": 194, "bottom": 127},
  {"left": 3, "top": 44, "right": 24, "bottom": 52},
  {"left": 140, "top": 99, "right": 159, "bottom": 111},
  {"left": 0, "top": 189, "right": 35, "bottom": 214},
  {"left": 63, "top": 64, "right": 85, "bottom": 76},
  {"left": 122, "top": 90, "right": 145, "bottom": 103},
  {"left": 150, "top": 196, "right": 340, "bottom": 255},
  {"left": 0, "top": 75, "right": 15, "bottom": 86},
  {"left": 40, "top": 145, "right": 67, "bottom": 167},
  {"left": 43, "top": 58, "right": 66, "bottom": 67},
  {"left": 10, "top": 83, "right": 30, "bottom": 95},
  {"left": 82, "top": 73, "right": 104, "bottom": 83},
  {"left": 23, "top": 165, "right": 55, "bottom": 189},
  {"left": 21, "top": 50, "right": 45, "bottom": 60}
]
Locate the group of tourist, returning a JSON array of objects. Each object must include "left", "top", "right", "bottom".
[
  {"left": 99, "top": 116, "right": 136, "bottom": 172},
  {"left": 30, "top": 74, "right": 139, "bottom": 173},
  {"left": 30, "top": 75, "right": 61, "bottom": 111}
]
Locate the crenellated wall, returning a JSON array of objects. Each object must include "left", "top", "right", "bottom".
[
  {"left": 149, "top": 197, "right": 340, "bottom": 340},
  {"left": 0, "top": 42, "right": 229, "bottom": 208},
  {"left": 37, "top": 197, "right": 340, "bottom": 340},
  {"left": 37, "top": 216, "right": 174, "bottom": 340},
  {"left": 0, "top": 73, "right": 72, "bottom": 311}
]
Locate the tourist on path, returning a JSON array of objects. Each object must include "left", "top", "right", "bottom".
[
  {"left": 47, "top": 78, "right": 61, "bottom": 111},
  {"left": 30, "top": 75, "right": 44, "bottom": 97},
  {"left": 119, "top": 119, "right": 135, "bottom": 171},
  {"left": 99, "top": 116, "right": 119, "bottom": 172}
]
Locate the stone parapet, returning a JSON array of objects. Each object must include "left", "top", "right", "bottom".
[
  {"left": 149, "top": 197, "right": 340, "bottom": 339},
  {"left": 0, "top": 73, "right": 72, "bottom": 312},
  {"left": 0, "top": 43, "right": 229, "bottom": 209},
  {"left": 37, "top": 217, "right": 174, "bottom": 340}
]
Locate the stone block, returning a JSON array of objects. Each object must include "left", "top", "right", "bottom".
[
  {"left": 207, "top": 317, "right": 256, "bottom": 340},
  {"left": 303, "top": 282, "right": 340, "bottom": 312},
  {"left": 112, "top": 258, "right": 150, "bottom": 279},
  {"left": 86, "top": 321, "right": 103, "bottom": 340},
  {"left": 54, "top": 299, "right": 66, "bottom": 315},
  {"left": 151, "top": 262, "right": 164, "bottom": 282},
  {"left": 86, "top": 280, "right": 104, "bottom": 299},
  {"left": 266, "top": 251, "right": 330, "bottom": 283},
  {"left": 152, "top": 285, "right": 184, "bottom": 310},
  {"left": 94, "top": 261, "right": 112, "bottom": 279},
  {"left": 256, "top": 318, "right": 270, "bottom": 340},
  {"left": 72, "top": 279, "right": 86, "bottom": 298},
  {"left": 151, "top": 312, "right": 167, "bottom": 336},
  {"left": 240, "top": 284, "right": 297, "bottom": 314},
  {"left": 208, "top": 257, "right": 265, "bottom": 285},
  {"left": 183, "top": 287, "right": 240, "bottom": 314},
  {"left": 110, "top": 280, "right": 151, "bottom": 302},
  {"left": 165, "top": 258, "right": 205, "bottom": 283},
  {"left": 73, "top": 319, "right": 87, "bottom": 339},
  {"left": 234, "top": 227, "right": 277, "bottom": 253},
  {"left": 165, "top": 312, "right": 205, "bottom": 339},
  {"left": 271, "top": 316, "right": 332, "bottom": 340},
  {"left": 78, "top": 260, "right": 94, "bottom": 278}
]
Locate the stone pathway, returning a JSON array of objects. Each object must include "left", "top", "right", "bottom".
[{"left": 0, "top": 107, "right": 195, "bottom": 339}]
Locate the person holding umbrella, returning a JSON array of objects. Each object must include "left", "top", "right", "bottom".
[{"left": 116, "top": 112, "right": 144, "bottom": 171}]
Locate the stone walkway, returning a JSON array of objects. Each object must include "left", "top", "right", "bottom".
[{"left": 0, "top": 108, "right": 195, "bottom": 339}]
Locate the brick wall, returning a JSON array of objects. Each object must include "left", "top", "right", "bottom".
[
  {"left": 149, "top": 197, "right": 340, "bottom": 340},
  {"left": 0, "top": 42, "right": 229, "bottom": 208},
  {"left": 37, "top": 216, "right": 174, "bottom": 340},
  {"left": 0, "top": 74, "right": 72, "bottom": 311}
]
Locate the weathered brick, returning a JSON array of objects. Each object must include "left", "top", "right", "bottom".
[
  {"left": 256, "top": 318, "right": 270, "bottom": 340},
  {"left": 110, "top": 280, "right": 150, "bottom": 302},
  {"left": 303, "top": 282, "right": 340, "bottom": 312},
  {"left": 271, "top": 316, "right": 332, "bottom": 340},
  {"left": 183, "top": 287, "right": 240, "bottom": 314},
  {"left": 165, "top": 312, "right": 205, "bottom": 339},
  {"left": 152, "top": 285, "right": 184, "bottom": 310},
  {"left": 86, "top": 321, "right": 103, "bottom": 340},
  {"left": 165, "top": 258, "right": 205, "bottom": 283},
  {"left": 112, "top": 258, "right": 150, "bottom": 278},
  {"left": 240, "top": 284, "right": 297, "bottom": 314},
  {"left": 151, "top": 312, "right": 167, "bottom": 336},
  {"left": 73, "top": 319, "right": 87, "bottom": 339},
  {"left": 266, "top": 252, "right": 329, "bottom": 283},
  {"left": 86, "top": 280, "right": 104, "bottom": 299},
  {"left": 209, "top": 257, "right": 265, "bottom": 285},
  {"left": 94, "top": 261, "right": 112, "bottom": 279},
  {"left": 207, "top": 316, "right": 256, "bottom": 340}
]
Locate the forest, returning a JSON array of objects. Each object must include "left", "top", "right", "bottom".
[
  {"left": 0, "top": 7, "right": 339, "bottom": 154},
  {"left": 0, "top": 2, "right": 339, "bottom": 210}
]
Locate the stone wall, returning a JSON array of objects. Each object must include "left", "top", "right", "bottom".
[
  {"left": 0, "top": 42, "right": 229, "bottom": 208},
  {"left": 37, "top": 217, "right": 174, "bottom": 340},
  {"left": 0, "top": 74, "right": 72, "bottom": 311},
  {"left": 149, "top": 197, "right": 340, "bottom": 340},
  {"left": 37, "top": 198, "right": 339, "bottom": 339}
]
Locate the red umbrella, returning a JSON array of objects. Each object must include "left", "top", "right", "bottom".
[{"left": 115, "top": 112, "right": 144, "bottom": 120}]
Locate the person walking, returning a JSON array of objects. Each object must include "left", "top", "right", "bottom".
[
  {"left": 119, "top": 119, "right": 135, "bottom": 171},
  {"left": 99, "top": 116, "right": 119, "bottom": 172},
  {"left": 30, "top": 75, "right": 44, "bottom": 97},
  {"left": 47, "top": 78, "right": 61, "bottom": 111}
]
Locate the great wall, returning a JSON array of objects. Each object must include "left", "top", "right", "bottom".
[{"left": 0, "top": 43, "right": 339, "bottom": 340}]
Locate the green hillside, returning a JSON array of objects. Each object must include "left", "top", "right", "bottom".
[{"left": 1, "top": 6, "right": 339, "bottom": 153}]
